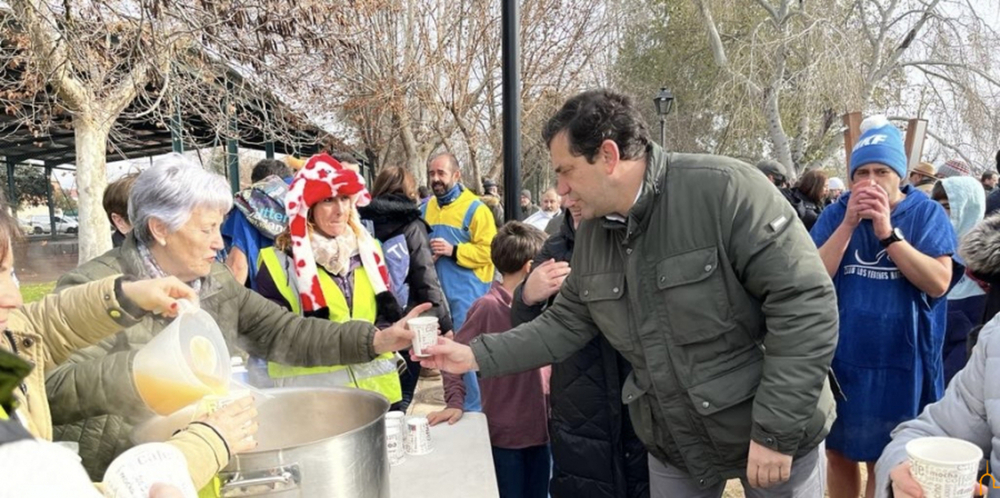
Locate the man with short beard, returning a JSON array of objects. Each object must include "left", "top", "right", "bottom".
[{"left": 422, "top": 152, "right": 497, "bottom": 412}]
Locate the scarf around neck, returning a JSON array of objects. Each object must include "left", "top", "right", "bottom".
[
  {"left": 436, "top": 183, "right": 463, "bottom": 206},
  {"left": 309, "top": 226, "right": 360, "bottom": 278},
  {"left": 137, "top": 242, "right": 204, "bottom": 294}
]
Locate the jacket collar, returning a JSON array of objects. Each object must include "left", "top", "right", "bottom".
[
  {"left": 602, "top": 143, "right": 666, "bottom": 241},
  {"left": 560, "top": 209, "right": 577, "bottom": 243}
]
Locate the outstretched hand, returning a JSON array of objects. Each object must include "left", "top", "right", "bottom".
[
  {"left": 412, "top": 336, "right": 478, "bottom": 374},
  {"left": 373, "top": 303, "right": 434, "bottom": 354}
]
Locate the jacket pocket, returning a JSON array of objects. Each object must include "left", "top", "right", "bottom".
[
  {"left": 621, "top": 372, "right": 656, "bottom": 451},
  {"left": 686, "top": 360, "right": 761, "bottom": 462},
  {"left": 580, "top": 272, "right": 634, "bottom": 351},
  {"left": 656, "top": 247, "right": 733, "bottom": 345}
]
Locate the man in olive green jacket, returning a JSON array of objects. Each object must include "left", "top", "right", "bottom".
[
  {"left": 419, "top": 90, "right": 839, "bottom": 495},
  {"left": 47, "top": 234, "right": 422, "bottom": 479}
]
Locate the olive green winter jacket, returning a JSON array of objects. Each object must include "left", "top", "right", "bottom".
[
  {"left": 472, "top": 144, "right": 839, "bottom": 488},
  {"left": 46, "top": 234, "right": 380, "bottom": 479}
]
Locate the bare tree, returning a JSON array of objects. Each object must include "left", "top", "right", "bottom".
[
  {"left": 616, "top": 0, "right": 1000, "bottom": 178},
  {"left": 1, "top": 0, "right": 352, "bottom": 262}
]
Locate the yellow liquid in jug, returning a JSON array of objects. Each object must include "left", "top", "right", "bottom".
[
  {"left": 135, "top": 337, "right": 227, "bottom": 415},
  {"left": 135, "top": 372, "right": 228, "bottom": 415}
]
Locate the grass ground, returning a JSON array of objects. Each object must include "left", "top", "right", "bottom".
[{"left": 21, "top": 281, "right": 55, "bottom": 303}]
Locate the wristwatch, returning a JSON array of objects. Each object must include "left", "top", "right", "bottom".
[{"left": 879, "top": 227, "right": 905, "bottom": 248}]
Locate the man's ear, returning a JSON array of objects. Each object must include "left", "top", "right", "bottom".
[{"left": 601, "top": 139, "right": 621, "bottom": 175}]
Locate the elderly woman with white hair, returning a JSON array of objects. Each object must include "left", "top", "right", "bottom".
[{"left": 44, "top": 154, "right": 428, "bottom": 479}]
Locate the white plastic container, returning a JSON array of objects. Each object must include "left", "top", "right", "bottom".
[{"left": 132, "top": 300, "right": 231, "bottom": 415}]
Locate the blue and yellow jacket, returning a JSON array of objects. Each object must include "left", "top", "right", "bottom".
[{"left": 422, "top": 188, "right": 497, "bottom": 330}]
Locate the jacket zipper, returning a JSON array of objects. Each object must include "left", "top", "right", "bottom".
[{"left": 3, "top": 331, "right": 28, "bottom": 397}]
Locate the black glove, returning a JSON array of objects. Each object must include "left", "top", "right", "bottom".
[
  {"left": 375, "top": 292, "right": 404, "bottom": 323},
  {"left": 304, "top": 307, "right": 331, "bottom": 320}
]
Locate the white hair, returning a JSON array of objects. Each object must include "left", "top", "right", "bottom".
[{"left": 129, "top": 154, "right": 233, "bottom": 245}]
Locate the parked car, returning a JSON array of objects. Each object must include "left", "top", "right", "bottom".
[
  {"left": 16, "top": 218, "right": 32, "bottom": 235},
  {"left": 28, "top": 214, "right": 78, "bottom": 234}
]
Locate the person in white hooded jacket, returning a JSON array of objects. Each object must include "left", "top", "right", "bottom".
[
  {"left": 930, "top": 176, "right": 986, "bottom": 385},
  {"left": 875, "top": 213, "right": 1000, "bottom": 497}
]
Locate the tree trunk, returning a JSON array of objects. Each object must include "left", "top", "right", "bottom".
[
  {"left": 74, "top": 113, "right": 112, "bottom": 264},
  {"left": 397, "top": 110, "right": 426, "bottom": 185},
  {"left": 764, "top": 88, "right": 794, "bottom": 177}
]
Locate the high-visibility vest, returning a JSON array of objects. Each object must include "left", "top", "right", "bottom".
[{"left": 258, "top": 248, "right": 402, "bottom": 403}]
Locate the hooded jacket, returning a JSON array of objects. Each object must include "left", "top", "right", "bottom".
[
  {"left": 940, "top": 177, "right": 987, "bottom": 384},
  {"left": 941, "top": 177, "right": 986, "bottom": 301},
  {"left": 359, "top": 194, "right": 453, "bottom": 332},
  {"left": 511, "top": 211, "right": 649, "bottom": 498}
]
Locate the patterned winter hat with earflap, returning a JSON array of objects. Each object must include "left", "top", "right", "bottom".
[{"left": 285, "top": 153, "right": 390, "bottom": 312}]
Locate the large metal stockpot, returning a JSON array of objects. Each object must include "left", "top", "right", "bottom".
[{"left": 134, "top": 387, "right": 390, "bottom": 497}]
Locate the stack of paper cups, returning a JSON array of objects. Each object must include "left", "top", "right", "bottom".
[
  {"left": 906, "top": 437, "right": 983, "bottom": 498},
  {"left": 386, "top": 426, "right": 405, "bottom": 466},
  {"left": 405, "top": 416, "right": 433, "bottom": 455},
  {"left": 384, "top": 411, "right": 406, "bottom": 466}
]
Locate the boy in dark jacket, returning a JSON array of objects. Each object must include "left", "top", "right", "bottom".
[
  {"left": 511, "top": 200, "right": 649, "bottom": 498},
  {"left": 429, "top": 222, "right": 550, "bottom": 498}
]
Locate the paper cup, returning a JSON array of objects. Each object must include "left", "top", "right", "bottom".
[
  {"left": 103, "top": 443, "right": 198, "bottom": 498},
  {"left": 386, "top": 426, "right": 406, "bottom": 466},
  {"left": 906, "top": 437, "right": 983, "bottom": 498},
  {"left": 408, "top": 316, "right": 439, "bottom": 357},
  {"left": 385, "top": 410, "right": 406, "bottom": 432},
  {"left": 405, "top": 416, "right": 433, "bottom": 455}
]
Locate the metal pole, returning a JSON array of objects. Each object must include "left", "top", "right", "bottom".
[
  {"left": 170, "top": 96, "right": 184, "bottom": 153},
  {"left": 501, "top": 0, "right": 521, "bottom": 223},
  {"left": 45, "top": 165, "right": 55, "bottom": 238},
  {"left": 226, "top": 81, "right": 240, "bottom": 194},
  {"left": 5, "top": 160, "right": 15, "bottom": 212},
  {"left": 660, "top": 116, "right": 667, "bottom": 150},
  {"left": 265, "top": 142, "right": 275, "bottom": 159}
]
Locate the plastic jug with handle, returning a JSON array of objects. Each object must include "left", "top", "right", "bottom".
[{"left": 133, "top": 300, "right": 231, "bottom": 415}]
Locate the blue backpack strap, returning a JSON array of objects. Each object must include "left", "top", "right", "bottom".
[{"left": 462, "top": 199, "right": 484, "bottom": 231}]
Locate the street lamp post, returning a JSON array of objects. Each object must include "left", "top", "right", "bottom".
[{"left": 653, "top": 87, "right": 674, "bottom": 149}]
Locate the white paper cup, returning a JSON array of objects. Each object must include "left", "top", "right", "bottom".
[
  {"left": 405, "top": 416, "right": 433, "bottom": 455},
  {"left": 103, "top": 443, "right": 198, "bottom": 498},
  {"left": 386, "top": 426, "right": 406, "bottom": 466},
  {"left": 385, "top": 410, "right": 406, "bottom": 432},
  {"left": 906, "top": 437, "right": 983, "bottom": 498},
  {"left": 408, "top": 316, "right": 439, "bottom": 357}
]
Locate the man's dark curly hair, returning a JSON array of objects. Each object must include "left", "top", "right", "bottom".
[{"left": 541, "top": 89, "right": 652, "bottom": 163}]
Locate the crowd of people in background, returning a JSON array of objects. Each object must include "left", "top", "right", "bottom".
[{"left": 6, "top": 87, "right": 1000, "bottom": 498}]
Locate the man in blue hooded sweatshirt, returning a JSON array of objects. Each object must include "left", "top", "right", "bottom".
[{"left": 811, "top": 115, "right": 957, "bottom": 498}]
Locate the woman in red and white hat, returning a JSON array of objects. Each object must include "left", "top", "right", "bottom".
[{"left": 256, "top": 153, "right": 405, "bottom": 404}]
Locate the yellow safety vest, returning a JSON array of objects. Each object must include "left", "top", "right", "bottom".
[{"left": 258, "top": 248, "right": 402, "bottom": 403}]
